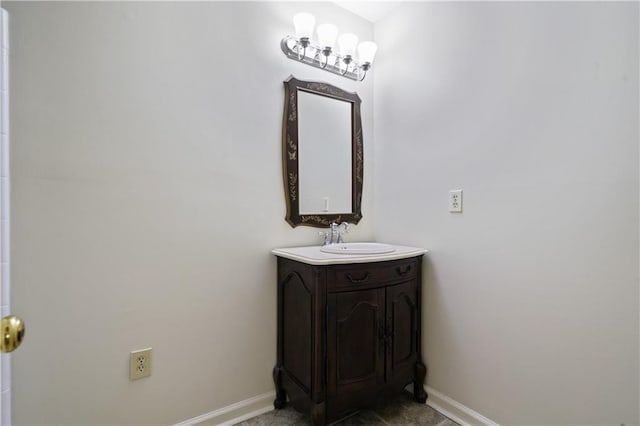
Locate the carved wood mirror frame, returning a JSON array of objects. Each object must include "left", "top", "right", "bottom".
[{"left": 282, "top": 76, "right": 363, "bottom": 228}]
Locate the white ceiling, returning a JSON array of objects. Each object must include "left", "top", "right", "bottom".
[{"left": 332, "top": 1, "right": 404, "bottom": 23}]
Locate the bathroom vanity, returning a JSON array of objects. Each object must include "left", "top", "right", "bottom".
[{"left": 272, "top": 245, "right": 428, "bottom": 425}]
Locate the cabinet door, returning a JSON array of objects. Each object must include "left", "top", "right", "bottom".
[
  {"left": 386, "top": 280, "right": 418, "bottom": 383},
  {"left": 327, "top": 288, "right": 385, "bottom": 397}
]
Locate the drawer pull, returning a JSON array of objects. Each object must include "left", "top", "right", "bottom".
[
  {"left": 346, "top": 272, "right": 370, "bottom": 283},
  {"left": 396, "top": 265, "right": 412, "bottom": 276}
]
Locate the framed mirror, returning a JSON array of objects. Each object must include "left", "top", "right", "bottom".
[{"left": 282, "top": 76, "right": 363, "bottom": 228}]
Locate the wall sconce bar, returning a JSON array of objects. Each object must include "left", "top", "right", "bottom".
[
  {"left": 281, "top": 13, "right": 377, "bottom": 82},
  {"left": 280, "top": 36, "right": 363, "bottom": 81}
]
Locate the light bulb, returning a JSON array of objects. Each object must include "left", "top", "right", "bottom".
[
  {"left": 357, "top": 41, "right": 378, "bottom": 65},
  {"left": 293, "top": 13, "right": 315, "bottom": 40},
  {"left": 317, "top": 24, "right": 338, "bottom": 49},
  {"left": 338, "top": 33, "right": 358, "bottom": 57}
]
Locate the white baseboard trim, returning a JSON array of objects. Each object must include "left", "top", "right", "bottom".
[
  {"left": 175, "top": 391, "right": 275, "bottom": 426},
  {"left": 175, "top": 386, "right": 495, "bottom": 426},
  {"left": 425, "top": 386, "right": 499, "bottom": 426}
]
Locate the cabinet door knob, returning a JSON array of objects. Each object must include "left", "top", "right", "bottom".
[{"left": 378, "top": 322, "right": 384, "bottom": 340}]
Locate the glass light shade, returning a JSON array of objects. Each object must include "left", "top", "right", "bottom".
[
  {"left": 293, "top": 13, "right": 315, "bottom": 39},
  {"left": 338, "top": 33, "right": 358, "bottom": 57},
  {"left": 317, "top": 24, "right": 338, "bottom": 49},
  {"left": 357, "top": 41, "right": 378, "bottom": 64}
]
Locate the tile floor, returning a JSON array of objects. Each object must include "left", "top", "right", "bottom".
[{"left": 234, "top": 391, "right": 459, "bottom": 426}]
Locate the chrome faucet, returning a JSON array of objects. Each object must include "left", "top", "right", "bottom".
[{"left": 319, "top": 222, "right": 350, "bottom": 246}]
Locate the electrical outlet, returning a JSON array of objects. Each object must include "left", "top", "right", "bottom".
[
  {"left": 129, "top": 348, "right": 152, "bottom": 380},
  {"left": 449, "top": 190, "right": 463, "bottom": 213}
]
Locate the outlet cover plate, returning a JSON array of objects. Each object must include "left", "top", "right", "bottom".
[
  {"left": 449, "top": 190, "right": 463, "bottom": 213},
  {"left": 130, "top": 348, "right": 152, "bottom": 380}
]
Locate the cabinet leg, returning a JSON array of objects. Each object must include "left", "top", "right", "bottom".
[
  {"left": 272, "top": 365, "right": 287, "bottom": 409},
  {"left": 413, "top": 362, "right": 428, "bottom": 403},
  {"left": 311, "top": 401, "right": 326, "bottom": 426}
]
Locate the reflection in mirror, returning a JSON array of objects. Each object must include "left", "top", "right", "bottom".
[
  {"left": 282, "top": 76, "right": 363, "bottom": 228},
  {"left": 298, "top": 91, "right": 352, "bottom": 214}
]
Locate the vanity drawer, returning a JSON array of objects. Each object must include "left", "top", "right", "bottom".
[{"left": 327, "top": 258, "right": 418, "bottom": 291}]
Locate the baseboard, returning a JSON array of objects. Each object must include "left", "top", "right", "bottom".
[
  {"left": 425, "top": 386, "right": 499, "bottom": 426},
  {"left": 175, "top": 386, "right": 493, "bottom": 426},
  {"left": 174, "top": 391, "right": 275, "bottom": 426}
]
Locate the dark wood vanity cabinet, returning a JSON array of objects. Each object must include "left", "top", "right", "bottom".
[{"left": 273, "top": 256, "right": 427, "bottom": 425}]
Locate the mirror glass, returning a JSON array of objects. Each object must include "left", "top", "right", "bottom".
[
  {"left": 282, "top": 76, "right": 363, "bottom": 228},
  {"left": 298, "top": 91, "right": 352, "bottom": 214}
]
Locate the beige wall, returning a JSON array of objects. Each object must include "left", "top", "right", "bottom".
[
  {"left": 4, "top": 2, "right": 375, "bottom": 424},
  {"left": 5, "top": 1, "right": 640, "bottom": 425},
  {"left": 374, "top": 2, "right": 639, "bottom": 425}
]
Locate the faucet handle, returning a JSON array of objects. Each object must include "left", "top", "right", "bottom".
[
  {"left": 336, "top": 222, "right": 350, "bottom": 244},
  {"left": 318, "top": 231, "right": 330, "bottom": 246},
  {"left": 328, "top": 222, "right": 339, "bottom": 245}
]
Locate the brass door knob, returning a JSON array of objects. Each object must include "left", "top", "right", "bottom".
[{"left": 0, "top": 315, "right": 25, "bottom": 353}]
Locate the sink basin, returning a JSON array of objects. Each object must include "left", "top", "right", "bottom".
[{"left": 320, "top": 242, "right": 396, "bottom": 255}]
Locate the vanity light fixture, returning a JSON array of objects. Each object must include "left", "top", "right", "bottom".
[{"left": 281, "top": 13, "right": 378, "bottom": 81}]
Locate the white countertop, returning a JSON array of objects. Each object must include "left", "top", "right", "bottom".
[{"left": 272, "top": 244, "right": 428, "bottom": 265}]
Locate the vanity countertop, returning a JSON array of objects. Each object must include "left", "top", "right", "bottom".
[{"left": 272, "top": 244, "right": 428, "bottom": 266}]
